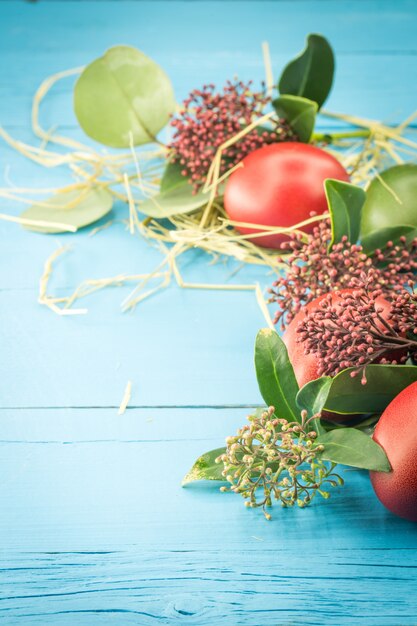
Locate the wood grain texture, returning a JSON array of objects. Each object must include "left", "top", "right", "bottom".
[
  {"left": 1, "top": 1, "right": 417, "bottom": 624},
  {"left": 1, "top": 408, "right": 417, "bottom": 624},
  {"left": 1, "top": 549, "right": 417, "bottom": 625}
]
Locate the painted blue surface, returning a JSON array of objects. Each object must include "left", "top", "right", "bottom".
[{"left": 1, "top": 2, "right": 417, "bottom": 624}]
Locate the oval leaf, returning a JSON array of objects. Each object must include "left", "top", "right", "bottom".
[
  {"left": 182, "top": 447, "right": 226, "bottom": 486},
  {"left": 160, "top": 160, "right": 188, "bottom": 194},
  {"left": 361, "top": 224, "right": 417, "bottom": 255},
  {"left": 74, "top": 45, "right": 176, "bottom": 147},
  {"left": 317, "top": 428, "right": 391, "bottom": 472},
  {"left": 272, "top": 95, "right": 317, "bottom": 143},
  {"left": 298, "top": 365, "right": 417, "bottom": 416},
  {"left": 361, "top": 164, "right": 417, "bottom": 237},
  {"left": 254, "top": 329, "right": 300, "bottom": 422},
  {"left": 21, "top": 187, "right": 113, "bottom": 234},
  {"left": 139, "top": 183, "right": 210, "bottom": 218},
  {"left": 325, "top": 179, "right": 365, "bottom": 249},
  {"left": 278, "top": 34, "right": 335, "bottom": 109}
]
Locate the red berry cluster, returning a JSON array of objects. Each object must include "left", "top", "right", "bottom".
[
  {"left": 169, "top": 80, "right": 296, "bottom": 191},
  {"left": 389, "top": 283, "right": 417, "bottom": 336},
  {"left": 269, "top": 220, "right": 417, "bottom": 330},
  {"left": 296, "top": 271, "right": 417, "bottom": 381}
]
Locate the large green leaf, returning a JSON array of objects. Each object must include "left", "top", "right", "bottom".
[
  {"left": 278, "top": 34, "right": 335, "bottom": 109},
  {"left": 254, "top": 329, "right": 300, "bottom": 422},
  {"left": 139, "top": 183, "right": 210, "bottom": 218},
  {"left": 297, "top": 365, "right": 417, "bottom": 416},
  {"left": 361, "top": 224, "right": 417, "bottom": 255},
  {"left": 182, "top": 447, "right": 226, "bottom": 485},
  {"left": 325, "top": 179, "right": 365, "bottom": 249},
  {"left": 317, "top": 428, "right": 391, "bottom": 472},
  {"left": 272, "top": 95, "right": 317, "bottom": 143},
  {"left": 74, "top": 45, "right": 176, "bottom": 147},
  {"left": 361, "top": 164, "right": 417, "bottom": 237},
  {"left": 21, "top": 187, "right": 113, "bottom": 234}
]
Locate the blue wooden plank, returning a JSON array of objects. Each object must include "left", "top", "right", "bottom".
[
  {"left": 3, "top": 0, "right": 417, "bottom": 59},
  {"left": 0, "top": 285, "right": 269, "bottom": 407},
  {"left": 0, "top": 408, "right": 417, "bottom": 624},
  {"left": 1, "top": 549, "right": 417, "bottom": 625},
  {"left": 1, "top": 2, "right": 417, "bottom": 127},
  {"left": 0, "top": 407, "right": 416, "bottom": 551}
]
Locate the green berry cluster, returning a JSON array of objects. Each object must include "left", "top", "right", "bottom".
[{"left": 216, "top": 406, "right": 343, "bottom": 519}]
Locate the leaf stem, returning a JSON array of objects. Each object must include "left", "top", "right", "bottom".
[{"left": 313, "top": 129, "right": 371, "bottom": 143}]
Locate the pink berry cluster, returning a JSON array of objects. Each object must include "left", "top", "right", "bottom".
[
  {"left": 169, "top": 80, "right": 296, "bottom": 191},
  {"left": 390, "top": 284, "right": 417, "bottom": 336},
  {"left": 269, "top": 220, "right": 417, "bottom": 330},
  {"left": 296, "top": 271, "right": 417, "bottom": 381}
]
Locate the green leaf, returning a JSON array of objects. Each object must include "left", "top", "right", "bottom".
[
  {"left": 317, "top": 428, "right": 391, "bottom": 472},
  {"left": 295, "top": 376, "right": 330, "bottom": 437},
  {"left": 297, "top": 365, "right": 417, "bottom": 416},
  {"left": 160, "top": 160, "right": 188, "bottom": 194},
  {"left": 297, "top": 376, "right": 332, "bottom": 416},
  {"left": 21, "top": 187, "right": 113, "bottom": 234},
  {"left": 74, "top": 45, "right": 176, "bottom": 148},
  {"left": 361, "top": 164, "right": 417, "bottom": 237},
  {"left": 182, "top": 447, "right": 226, "bottom": 485},
  {"left": 361, "top": 224, "right": 417, "bottom": 255},
  {"left": 139, "top": 183, "right": 210, "bottom": 219},
  {"left": 278, "top": 33, "right": 335, "bottom": 109},
  {"left": 272, "top": 95, "right": 317, "bottom": 143},
  {"left": 254, "top": 329, "right": 300, "bottom": 422},
  {"left": 325, "top": 179, "right": 365, "bottom": 249}
]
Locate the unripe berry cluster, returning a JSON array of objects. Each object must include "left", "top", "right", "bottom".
[{"left": 216, "top": 406, "right": 342, "bottom": 519}]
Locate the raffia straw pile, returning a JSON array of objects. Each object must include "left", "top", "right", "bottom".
[{"left": 1, "top": 57, "right": 417, "bottom": 322}]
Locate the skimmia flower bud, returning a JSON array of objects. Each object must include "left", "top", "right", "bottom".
[
  {"left": 217, "top": 406, "right": 342, "bottom": 519},
  {"left": 389, "top": 281, "right": 417, "bottom": 346},
  {"left": 269, "top": 222, "right": 417, "bottom": 330},
  {"left": 169, "top": 80, "right": 297, "bottom": 191}
]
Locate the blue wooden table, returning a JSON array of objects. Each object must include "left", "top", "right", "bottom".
[{"left": 1, "top": 2, "right": 417, "bottom": 624}]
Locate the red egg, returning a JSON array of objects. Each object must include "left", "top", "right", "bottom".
[
  {"left": 224, "top": 142, "right": 350, "bottom": 248},
  {"left": 370, "top": 381, "right": 417, "bottom": 522}
]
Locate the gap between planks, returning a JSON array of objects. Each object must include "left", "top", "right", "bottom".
[{"left": 0, "top": 404, "right": 260, "bottom": 410}]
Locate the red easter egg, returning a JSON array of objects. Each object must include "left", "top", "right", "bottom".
[
  {"left": 370, "top": 381, "right": 417, "bottom": 522},
  {"left": 224, "top": 143, "right": 349, "bottom": 248}
]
